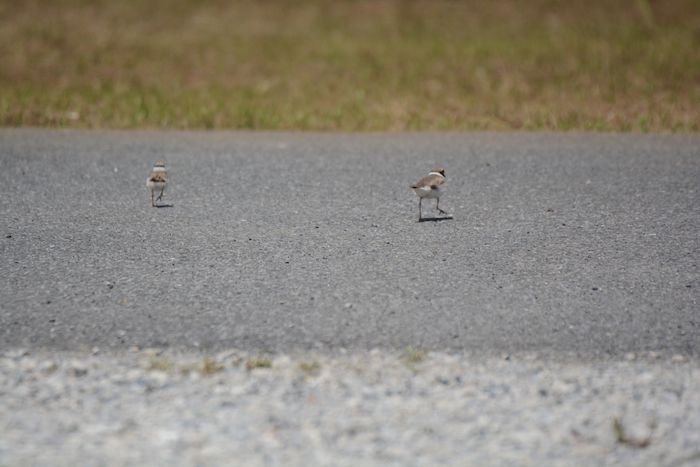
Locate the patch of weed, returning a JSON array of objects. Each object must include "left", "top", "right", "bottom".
[
  {"left": 245, "top": 354, "right": 272, "bottom": 371},
  {"left": 402, "top": 346, "right": 428, "bottom": 366},
  {"left": 299, "top": 361, "right": 321, "bottom": 376}
]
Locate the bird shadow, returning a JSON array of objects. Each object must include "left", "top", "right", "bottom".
[
  {"left": 419, "top": 215, "right": 453, "bottom": 223},
  {"left": 154, "top": 203, "right": 175, "bottom": 209}
]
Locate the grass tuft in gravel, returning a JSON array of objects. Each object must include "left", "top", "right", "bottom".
[
  {"left": 299, "top": 361, "right": 321, "bottom": 377},
  {"left": 147, "top": 356, "right": 175, "bottom": 372},
  {"left": 401, "top": 346, "right": 428, "bottom": 367},
  {"left": 198, "top": 356, "right": 225, "bottom": 375},
  {"left": 245, "top": 354, "right": 272, "bottom": 371}
]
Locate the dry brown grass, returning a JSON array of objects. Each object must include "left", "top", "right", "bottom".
[{"left": 1, "top": 0, "right": 698, "bottom": 131}]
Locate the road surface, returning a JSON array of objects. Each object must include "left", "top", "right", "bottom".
[{"left": 1, "top": 129, "right": 698, "bottom": 356}]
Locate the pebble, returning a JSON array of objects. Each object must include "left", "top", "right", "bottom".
[{"left": 0, "top": 350, "right": 698, "bottom": 466}]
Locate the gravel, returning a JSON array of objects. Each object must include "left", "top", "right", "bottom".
[{"left": 1, "top": 349, "right": 699, "bottom": 466}]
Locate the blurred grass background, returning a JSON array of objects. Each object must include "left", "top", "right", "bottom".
[{"left": 1, "top": 0, "right": 698, "bottom": 131}]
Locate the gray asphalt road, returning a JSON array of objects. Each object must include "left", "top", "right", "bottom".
[{"left": 1, "top": 129, "right": 698, "bottom": 356}]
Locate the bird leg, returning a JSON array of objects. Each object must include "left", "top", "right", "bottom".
[
  {"left": 418, "top": 197, "right": 423, "bottom": 221},
  {"left": 436, "top": 198, "right": 447, "bottom": 215},
  {"left": 156, "top": 188, "right": 165, "bottom": 202},
  {"left": 151, "top": 189, "right": 155, "bottom": 207}
]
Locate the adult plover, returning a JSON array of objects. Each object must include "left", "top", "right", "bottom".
[
  {"left": 411, "top": 167, "right": 448, "bottom": 221},
  {"left": 146, "top": 160, "right": 167, "bottom": 207}
]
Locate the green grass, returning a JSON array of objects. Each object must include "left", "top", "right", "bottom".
[{"left": 1, "top": 0, "right": 698, "bottom": 131}]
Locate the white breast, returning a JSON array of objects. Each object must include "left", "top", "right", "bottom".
[
  {"left": 414, "top": 186, "right": 442, "bottom": 199},
  {"left": 147, "top": 179, "right": 166, "bottom": 190}
]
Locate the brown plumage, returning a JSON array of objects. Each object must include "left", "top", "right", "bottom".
[
  {"left": 412, "top": 173, "right": 445, "bottom": 190},
  {"left": 148, "top": 171, "right": 167, "bottom": 183}
]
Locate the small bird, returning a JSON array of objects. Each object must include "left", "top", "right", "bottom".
[
  {"left": 411, "top": 167, "right": 448, "bottom": 221},
  {"left": 146, "top": 160, "right": 167, "bottom": 207}
]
